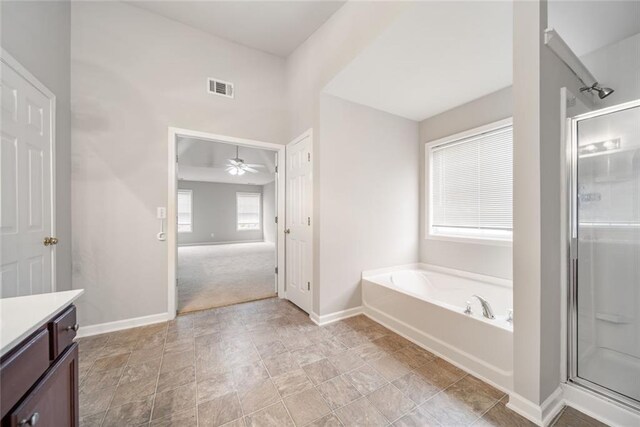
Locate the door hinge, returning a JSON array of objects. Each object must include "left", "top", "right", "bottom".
[
  {"left": 275, "top": 267, "right": 278, "bottom": 275},
  {"left": 275, "top": 166, "right": 278, "bottom": 173},
  {"left": 307, "top": 217, "right": 311, "bottom": 226},
  {"left": 275, "top": 216, "right": 278, "bottom": 224},
  {"left": 307, "top": 281, "right": 311, "bottom": 291},
  {"left": 176, "top": 155, "right": 179, "bottom": 163},
  {"left": 307, "top": 153, "right": 311, "bottom": 162}
]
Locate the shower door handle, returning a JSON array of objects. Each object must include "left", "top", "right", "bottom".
[{"left": 284, "top": 229, "right": 291, "bottom": 234}]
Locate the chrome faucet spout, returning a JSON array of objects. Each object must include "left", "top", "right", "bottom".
[{"left": 472, "top": 295, "right": 495, "bottom": 319}]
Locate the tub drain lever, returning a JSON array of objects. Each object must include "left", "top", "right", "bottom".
[{"left": 464, "top": 301, "right": 472, "bottom": 315}]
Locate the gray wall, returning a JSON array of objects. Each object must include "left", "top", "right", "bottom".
[
  {"left": 177, "top": 181, "right": 263, "bottom": 245},
  {"left": 1, "top": 0, "right": 72, "bottom": 291},
  {"left": 318, "top": 94, "right": 419, "bottom": 315},
  {"left": 71, "top": 1, "right": 287, "bottom": 327},
  {"left": 262, "top": 181, "right": 276, "bottom": 244},
  {"left": 419, "top": 87, "right": 513, "bottom": 280}
]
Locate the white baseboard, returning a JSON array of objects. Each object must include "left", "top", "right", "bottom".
[
  {"left": 178, "top": 240, "right": 264, "bottom": 247},
  {"left": 506, "top": 387, "right": 564, "bottom": 426},
  {"left": 562, "top": 383, "right": 640, "bottom": 427},
  {"left": 76, "top": 312, "right": 172, "bottom": 338},
  {"left": 310, "top": 306, "right": 363, "bottom": 326}
]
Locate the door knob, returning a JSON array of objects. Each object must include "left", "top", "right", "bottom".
[
  {"left": 43, "top": 237, "right": 58, "bottom": 246},
  {"left": 284, "top": 229, "right": 291, "bottom": 234},
  {"left": 19, "top": 412, "right": 39, "bottom": 426}
]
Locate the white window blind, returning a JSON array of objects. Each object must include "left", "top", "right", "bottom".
[
  {"left": 177, "top": 190, "right": 192, "bottom": 233},
  {"left": 430, "top": 124, "right": 513, "bottom": 241},
  {"left": 237, "top": 193, "right": 261, "bottom": 231}
]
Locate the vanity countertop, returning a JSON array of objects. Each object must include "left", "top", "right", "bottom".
[{"left": 0, "top": 290, "right": 84, "bottom": 357}]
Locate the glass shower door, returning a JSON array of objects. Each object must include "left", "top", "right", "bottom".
[{"left": 573, "top": 101, "right": 640, "bottom": 405}]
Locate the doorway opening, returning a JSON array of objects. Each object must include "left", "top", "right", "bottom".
[{"left": 168, "top": 128, "right": 286, "bottom": 316}]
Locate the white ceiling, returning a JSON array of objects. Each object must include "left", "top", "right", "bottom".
[
  {"left": 549, "top": 0, "right": 640, "bottom": 57},
  {"left": 323, "top": 1, "right": 513, "bottom": 122},
  {"left": 178, "top": 137, "right": 276, "bottom": 185},
  {"left": 128, "top": 0, "right": 346, "bottom": 57}
]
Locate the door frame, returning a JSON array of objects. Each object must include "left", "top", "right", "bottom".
[
  {"left": 1, "top": 49, "right": 57, "bottom": 292},
  {"left": 566, "top": 98, "right": 640, "bottom": 411},
  {"left": 167, "top": 127, "right": 286, "bottom": 317}
]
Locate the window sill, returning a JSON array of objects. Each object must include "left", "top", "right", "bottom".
[{"left": 426, "top": 233, "right": 512, "bottom": 247}]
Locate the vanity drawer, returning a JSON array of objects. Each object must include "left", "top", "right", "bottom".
[
  {"left": 48, "top": 305, "right": 78, "bottom": 360},
  {"left": 0, "top": 328, "right": 50, "bottom": 419},
  {"left": 6, "top": 343, "right": 79, "bottom": 427}
]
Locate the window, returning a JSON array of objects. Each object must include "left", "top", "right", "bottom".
[
  {"left": 428, "top": 119, "right": 513, "bottom": 242},
  {"left": 237, "top": 192, "right": 261, "bottom": 231},
  {"left": 177, "top": 190, "right": 192, "bottom": 233}
]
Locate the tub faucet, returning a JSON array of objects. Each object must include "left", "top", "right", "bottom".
[{"left": 472, "top": 295, "right": 495, "bottom": 319}]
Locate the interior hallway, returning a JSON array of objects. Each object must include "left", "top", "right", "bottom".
[
  {"left": 178, "top": 242, "right": 276, "bottom": 314},
  {"left": 76, "top": 298, "right": 607, "bottom": 426}
]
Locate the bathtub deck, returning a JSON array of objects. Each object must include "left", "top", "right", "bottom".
[{"left": 76, "top": 298, "right": 606, "bottom": 426}]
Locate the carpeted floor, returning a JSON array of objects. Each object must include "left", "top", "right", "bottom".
[{"left": 177, "top": 242, "right": 276, "bottom": 314}]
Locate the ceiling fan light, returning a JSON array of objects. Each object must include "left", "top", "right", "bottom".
[
  {"left": 228, "top": 168, "right": 238, "bottom": 175},
  {"left": 237, "top": 169, "right": 246, "bottom": 176}
]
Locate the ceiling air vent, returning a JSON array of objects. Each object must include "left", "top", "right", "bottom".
[{"left": 208, "top": 78, "right": 234, "bottom": 99}]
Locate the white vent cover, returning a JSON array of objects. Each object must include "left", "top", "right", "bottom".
[{"left": 208, "top": 78, "right": 234, "bottom": 98}]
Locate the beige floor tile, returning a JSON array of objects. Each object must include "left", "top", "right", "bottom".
[
  {"left": 301, "top": 359, "right": 340, "bottom": 385},
  {"left": 335, "top": 397, "right": 388, "bottom": 427},
  {"left": 79, "top": 411, "right": 105, "bottom": 427},
  {"left": 316, "top": 376, "right": 362, "bottom": 410},
  {"left": 475, "top": 400, "right": 535, "bottom": 427},
  {"left": 198, "top": 372, "right": 237, "bottom": 403},
  {"left": 392, "top": 372, "right": 440, "bottom": 405},
  {"left": 161, "top": 349, "right": 195, "bottom": 373},
  {"left": 367, "top": 383, "right": 415, "bottom": 422},
  {"left": 102, "top": 396, "right": 153, "bottom": 427},
  {"left": 256, "top": 340, "right": 287, "bottom": 358},
  {"left": 151, "top": 383, "right": 196, "bottom": 421},
  {"left": 272, "top": 369, "right": 314, "bottom": 397},
  {"left": 291, "top": 345, "right": 326, "bottom": 366},
  {"left": 79, "top": 386, "right": 116, "bottom": 417},
  {"left": 392, "top": 404, "right": 441, "bottom": 427},
  {"left": 263, "top": 351, "right": 299, "bottom": 377},
  {"left": 245, "top": 402, "right": 295, "bottom": 427},
  {"left": 164, "top": 337, "right": 194, "bottom": 354},
  {"left": 421, "top": 390, "right": 481, "bottom": 426},
  {"left": 283, "top": 388, "right": 331, "bottom": 426},
  {"left": 414, "top": 360, "right": 466, "bottom": 389},
  {"left": 157, "top": 365, "right": 195, "bottom": 393},
  {"left": 232, "top": 360, "right": 269, "bottom": 391},
  {"left": 149, "top": 407, "right": 197, "bottom": 426},
  {"left": 552, "top": 407, "right": 609, "bottom": 427},
  {"left": 129, "top": 345, "right": 164, "bottom": 364},
  {"left": 81, "top": 367, "right": 123, "bottom": 393},
  {"left": 197, "top": 392, "right": 243, "bottom": 427},
  {"left": 92, "top": 353, "right": 130, "bottom": 372},
  {"left": 328, "top": 350, "right": 365, "bottom": 374},
  {"left": 442, "top": 375, "right": 502, "bottom": 416},
  {"left": 238, "top": 378, "right": 281, "bottom": 413},
  {"left": 305, "top": 413, "right": 343, "bottom": 427},
  {"left": 367, "top": 354, "right": 411, "bottom": 381},
  {"left": 351, "top": 342, "right": 390, "bottom": 362},
  {"left": 343, "top": 364, "right": 387, "bottom": 395},
  {"left": 120, "top": 358, "right": 162, "bottom": 384}
]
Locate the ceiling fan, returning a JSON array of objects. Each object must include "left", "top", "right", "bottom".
[{"left": 226, "top": 146, "right": 264, "bottom": 175}]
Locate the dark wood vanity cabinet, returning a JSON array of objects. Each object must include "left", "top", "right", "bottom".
[{"left": 0, "top": 305, "right": 79, "bottom": 426}]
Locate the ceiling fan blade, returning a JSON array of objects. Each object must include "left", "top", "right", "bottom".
[
  {"left": 228, "top": 159, "right": 240, "bottom": 166},
  {"left": 244, "top": 167, "right": 259, "bottom": 173},
  {"left": 244, "top": 164, "right": 265, "bottom": 168}
]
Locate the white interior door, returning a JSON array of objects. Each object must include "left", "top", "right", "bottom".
[
  {"left": 1, "top": 56, "right": 55, "bottom": 298},
  {"left": 285, "top": 131, "right": 313, "bottom": 313}
]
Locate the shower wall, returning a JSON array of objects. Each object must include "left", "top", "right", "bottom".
[{"left": 576, "top": 103, "right": 640, "bottom": 403}]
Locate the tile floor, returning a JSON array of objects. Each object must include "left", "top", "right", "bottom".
[{"left": 77, "top": 298, "right": 608, "bottom": 427}]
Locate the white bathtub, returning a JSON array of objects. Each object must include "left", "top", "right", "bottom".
[{"left": 362, "top": 264, "right": 514, "bottom": 390}]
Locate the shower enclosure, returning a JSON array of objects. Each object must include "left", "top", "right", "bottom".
[{"left": 568, "top": 99, "right": 640, "bottom": 409}]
